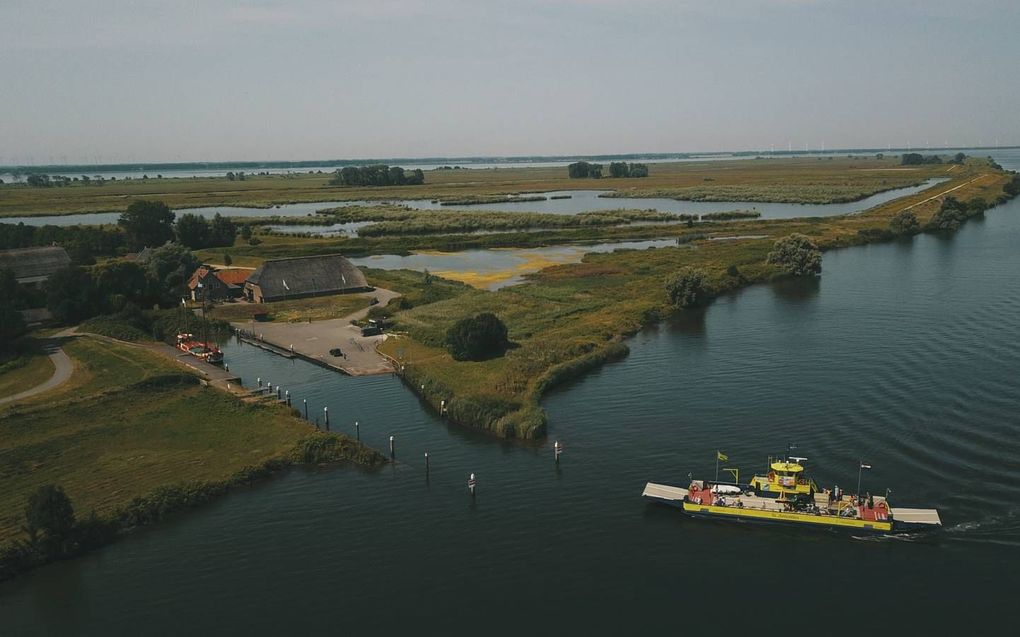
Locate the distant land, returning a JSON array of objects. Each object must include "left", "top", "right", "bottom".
[{"left": 2, "top": 145, "right": 1017, "bottom": 176}]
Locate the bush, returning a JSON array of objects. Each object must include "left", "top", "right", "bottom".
[
  {"left": 445, "top": 312, "right": 510, "bottom": 361},
  {"left": 889, "top": 210, "right": 920, "bottom": 236},
  {"left": 24, "top": 485, "right": 75, "bottom": 545},
  {"left": 766, "top": 234, "right": 822, "bottom": 276},
  {"left": 665, "top": 267, "right": 709, "bottom": 308},
  {"left": 925, "top": 197, "right": 970, "bottom": 233},
  {"left": 1004, "top": 175, "right": 1020, "bottom": 198}
]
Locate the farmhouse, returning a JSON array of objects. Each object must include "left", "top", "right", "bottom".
[
  {"left": 188, "top": 266, "right": 251, "bottom": 301},
  {"left": 244, "top": 254, "right": 370, "bottom": 303},
  {"left": 0, "top": 246, "right": 71, "bottom": 287}
]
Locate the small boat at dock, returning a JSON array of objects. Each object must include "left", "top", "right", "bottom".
[
  {"left": 176, "top": 333, "right": 224, "bottom": 364},
  {"left": 643, "top": 451, "right": 942, "bottom": 534}
]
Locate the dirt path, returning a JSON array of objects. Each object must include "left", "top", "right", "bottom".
[
  {"left": 902, "top": 174, "right": 991, "bottom": 211},
  {"left": 232, "top": 288, "right": 401, "bottom": 376},
  {"left": 0, "top": 327, "right": 76, "bottom": 406}
]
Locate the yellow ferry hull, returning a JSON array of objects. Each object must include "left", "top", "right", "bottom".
[{"left": 682, "top": 501, "right": 893, "bottom": 533}]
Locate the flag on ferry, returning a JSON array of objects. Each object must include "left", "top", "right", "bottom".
[
  {"left": 717, "top": 451, "right": 728, "bottom": 462},
  {"left": 860, "top": 462, "right": 872, "bottom": 469}
]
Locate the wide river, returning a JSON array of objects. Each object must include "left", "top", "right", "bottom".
[{"left": 2, "top": 152, "right": 1019, "bottom": 633}]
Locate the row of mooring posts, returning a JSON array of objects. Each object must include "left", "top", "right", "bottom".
[{"left": 249, "top": 379, "right": 565, "bottom": 499}]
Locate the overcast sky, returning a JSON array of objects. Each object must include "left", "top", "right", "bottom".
[{"left": 2, "top": 0, "right": 1018, "bottom": 164}]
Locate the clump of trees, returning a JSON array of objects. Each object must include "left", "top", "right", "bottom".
[
  {"left": 174, "top": 213, "right": 236, "bottom": 249},
  {"left": 924, "top": 196, "right": 986, "bottom": 233},
  {"left": 608, "top": 162, "right": 650, "bottom": 178},
  {"left": 330, "top": 165, "right": 425, "bottom": 187},
  {"left": 446, "top": 312, "right": 510, "bottom": 361},
  {"left": 225, "top": 171, "right": 246, "bottom": 181},
  {"left": 1004, "top": 174, "right": 1020, "bottom": 198},
  {"left": 0, "top": 223, "right": 124, "bottom": 264},
  {"left": 118, "top": 200, "right": 176, "bottom": 250},
  {"left": 889, "top": 210, "right": 920, "bottom": 236},
  {"left": 665, "top": 267, "right": 708, "bottom": 308},
  {"left": 766, "top": 234, "right": 822, "bottom": 276},
  {"left": 568, "top": 161, "right": 603, "bottom": 179},
  {"left": 901, "top": 153, "right": 943, "bottom": 166},
  {"left": 44, "top": 243, "right": 199, "bottom": 324},
  {"left": 949, "top": 152, "right": 967, "bottom": 165},
  {"left": 0, "top": 485, "right": 118, "bottom": 582}
]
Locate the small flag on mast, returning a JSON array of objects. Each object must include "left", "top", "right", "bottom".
[{"left": 717, "top": 451, "right": 728, "bottom": 462}]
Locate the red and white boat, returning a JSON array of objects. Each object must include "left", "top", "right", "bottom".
[{"left": 176, "top": 333, "right": 224, "bottom": 364}]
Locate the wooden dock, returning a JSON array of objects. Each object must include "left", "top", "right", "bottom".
[{"left": 237, "top": 335, "right": 296, "bottom": 358}]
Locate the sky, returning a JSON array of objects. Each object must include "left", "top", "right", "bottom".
[{"left": 1, "top": 0, "right": 1018, "bottom": 164}]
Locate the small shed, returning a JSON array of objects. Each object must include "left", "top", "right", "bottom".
[
  {"left": 0, "top": 246, "right": 71, "bottom": 286},
  {"left": 244, "top": 255, "right": 369, "bottom": 303}
]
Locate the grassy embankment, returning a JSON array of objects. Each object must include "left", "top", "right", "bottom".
[
  {"left": 0, "top": 343, "right": 54, "bottom": 398},
  {"left": 363, "top": 163, "right": 1014, "bottom": 439},
  {"left": 1, "top": 157, "right": 946, "bottom": 217},
  {"left": 0, "top": 336, "right": 384, "bottom": 578}
]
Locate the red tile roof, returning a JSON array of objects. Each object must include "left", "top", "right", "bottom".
[{"left": 214, "top": 268, "right": 253, "bottom": 286}]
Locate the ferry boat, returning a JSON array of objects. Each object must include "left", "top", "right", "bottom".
[
  {"left": 643, "top": 451, "right": 942, "bottom": 534},
  {"left": 176, "top": 333, "right": 224, "bottom": 364}
]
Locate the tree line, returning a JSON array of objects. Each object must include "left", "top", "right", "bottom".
[
  {"left": 568, "top": 161, "right": 649, "bottom": 179},
  {"left": 900, "top": 152, "right": 966, "bottom": 166},
  {"left": 330, "top": 165, "right": 425, "bottom": 187}
]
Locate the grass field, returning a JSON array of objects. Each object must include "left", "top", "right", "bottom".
[
  {"left": 0, "top": 337, "right": 382, "bottom": 544},
  {"left": 1, "top": 157, "right": 950, "bottom": 217},
  {"left": 0, "top": 348, "right": 54, "bottom": 400}
]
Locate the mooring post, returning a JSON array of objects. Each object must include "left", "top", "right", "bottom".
[
  {"left": 554, "top": 440, "right": 563, "bottom": 463},
  {"left": 303, "top": 399, "right": 308, "bottom": 420},
  {"left": 324, "top": 406, "right": 330, "bottom": 431},
  {"left": 285, "top": 390, "right": 291, "bottom": 406},
  {"left": 425, "top": 452, "right": 430, "bottom": 475},
  {"left": 224, "top": 364, "right": 229, "bottom": 373},
  {"left": 276, "top": 386, "right": 281, "bottom": 400},
  {"left": 257, "top": 377, "right": 262, "bottom": 388},
  {"left": 440, "top": 399, "right": 446, "bottom": 416},
  {"left": 389, "top": 435, "right": 395, "bottom": 458},
  {"left": 355, "top": 420, "right": 360, "bottom": 441},
  {"left": 468, "top": 473, "right": 476, "bottom": 497}
]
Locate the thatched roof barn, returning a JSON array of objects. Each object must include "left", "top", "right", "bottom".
[
  {"left": 244, "top": 255, "right": 370, "bottom": 303},
  {"left": 0, "top": 246, "right": 71, "bottom": 286}
]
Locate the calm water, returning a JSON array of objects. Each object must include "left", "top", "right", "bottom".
[
  {"left": 2, "top": 179, "right": 946, "bottom": 227},
  {"left": 2, "top": 154, "right": 1020, "bottom": 633},
  {"left": 351, "top": 239, "right": 680, "bottom": 289}
]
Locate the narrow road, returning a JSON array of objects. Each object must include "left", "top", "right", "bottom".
[
  {"left": 902, "top": 174, "right": 990, "bottom": 211},
  {"left": 0, "top": 327, "right": 76, "bottom": 407}
]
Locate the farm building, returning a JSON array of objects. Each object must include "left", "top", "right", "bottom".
[
  {"left": 243, "top": 255, "right": 370, "bottom": 303},
  {"left": 0, "top": 246, "right": 71, "bottom": 287},
  {"left": 188, "top": 266, "right": 252, "bottom": 301}
]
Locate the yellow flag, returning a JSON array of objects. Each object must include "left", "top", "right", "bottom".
[{"left": 717, "top": 451, "right": 728, "bottom": 461}]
